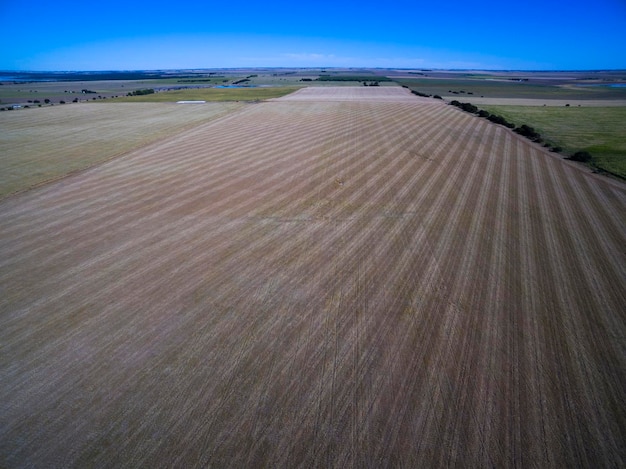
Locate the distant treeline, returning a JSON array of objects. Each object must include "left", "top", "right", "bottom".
[
  {"left": 127, "top": 89, "right": 155, "bottom": 96},
  {"left": 450, "top": 100, "right": 544, "bottom": 139},
  {"left": 1, "top": 71, "right": 225, "bottom": 82},
  {"left": 449, "top": 100, "right": 596, "bottom": 165},
  {"left": 408, "top": 88, "right": 442, "bottom": 99},
  {"left": 231, "top": 75, "right": 257, "bottom": 85}
]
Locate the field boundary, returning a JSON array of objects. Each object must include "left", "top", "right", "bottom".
[{"left": 445, "top": 102, "right": 626, "bottom": 183}]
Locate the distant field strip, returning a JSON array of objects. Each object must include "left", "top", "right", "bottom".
[
  {"left": 1, "top": 88, "right": 624, "bottom": 467},
  {"left": 463, "top": 97, "right": 626, "bottom": 107},
  {"left": 272, "top": 85, "right": 423, "bottom": 102},
  {"left": 112, "top": 86, "right": 300, "bottom": 103}
]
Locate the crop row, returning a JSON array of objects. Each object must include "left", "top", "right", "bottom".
[{"left": 1, "top": 92, "right": 624, "bottom": 467}]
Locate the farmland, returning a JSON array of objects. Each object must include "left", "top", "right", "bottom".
[
  {"left": 0, "top": 70, "right": 299, "bottom": 105},
  {"left": 478, "top": 105, "right": 626, "bottom": 178},
  {"left": 0, "top": 102, "right": 243, "bottom": 199},
  {"left": 396, "top": 70, "right": 626, "bottom": 179},
  {"left": 111, "top": 86, "right": 300, "bottom": 103},
  {"left": 1, "top": 86, "right": 625, "bottom": 467},
  {"left": 394, "top": 69, "right": 626, "bottom": 102}
]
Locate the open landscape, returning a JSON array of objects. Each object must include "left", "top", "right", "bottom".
[
  {"left": 477, "top": 105, "right": 626, "bottom": 179},
  {"left": 0, "top": 102, "right": 244, "bottom": 199},
  {"left": 1, "top": 83, "right": 624, "bottom": 467},
  {"left": 396, "top": 70, "right": 626, "bottom": 178}
]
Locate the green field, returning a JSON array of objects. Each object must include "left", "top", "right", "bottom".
[
  {"left": 479, "top": 105, "right": 626, "bottom": 178},
  {"left": 111, "top": 86, "right": 300, "bottom": 102},
  {"left": 0, "top": 79, "right": 166, "bottom": 104},
  {"left": 400, "top": 78, "right": 567, "bottom": 99},
  {"left": 397, "top": 78, "right": 626, "bottom": 101},
  {"left": 0, "top": 75, "right": 297, "bottom": 105}
]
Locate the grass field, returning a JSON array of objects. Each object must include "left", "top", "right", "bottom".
[
  {"left": 396, "top": 75, "right": 626, "bottom": 101},
  {"left": 0, "top": 76, "right": 294, "bottom": 105},
  {"left": 0, "top": 79, "right": 167, "bottom": 104},
  {"left": 0, "top": 102, "right": 243, "bottom": 199},
  {"left": 399, "top": 78, "right": 586, "bottom": 99},
  {"left": 399, "top": 72, "right": 626, "bottom": 178},
  {"left": 1, "top": 87, "right": 624, "bottom": 467},
  {"left": 479, "top": 105, "right": 626, "bottom": 178}
]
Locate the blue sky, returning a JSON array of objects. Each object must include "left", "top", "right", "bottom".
[{"left": 1, "top": 0, "right": 625, "bottom": 70}]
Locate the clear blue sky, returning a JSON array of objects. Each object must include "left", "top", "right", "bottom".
[{"left": 1, "top": 0, "right": 625, "bottom": 70}]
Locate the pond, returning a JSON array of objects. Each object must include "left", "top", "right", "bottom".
[{"left": 576, "top": 83, "right": 626, "bottom": 88}]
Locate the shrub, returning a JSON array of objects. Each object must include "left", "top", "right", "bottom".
[
  {"left": 449, "top": 100, "right": 479, "bottom": 114},
  {"left": 570, "top": 151, "right": 593, "bottom": 162},
  {"left": 514, "top": 124, "right": 541, "bottom": 140},
  {"left": 461, "top": 102, "right": 479, "bottom": 113},
  {"left": 478, "top": 110, "right": 490, "bottom": 118},
  {"left": 487, "top": 114, "right": 515, "bottom": 128},
  {"left": 128, "top": 88, "right": 155, "bottom": 96}
]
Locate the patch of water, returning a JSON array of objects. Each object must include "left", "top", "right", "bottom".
[{"left": 576, "top": 83, "right": 626, "bottom": 88}]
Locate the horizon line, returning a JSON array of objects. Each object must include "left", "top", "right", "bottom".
[{"left": 3, "top": 67, "right": 626, "bottom": 73}]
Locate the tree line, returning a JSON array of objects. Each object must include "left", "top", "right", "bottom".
[{"left": 448, "top": 100, "right": 593, "bottom": 163}]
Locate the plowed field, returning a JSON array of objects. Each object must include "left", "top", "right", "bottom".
[{"left": 1, "top": 87, "right": 624, "bottom": 467}]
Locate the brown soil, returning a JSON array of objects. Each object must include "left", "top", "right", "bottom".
[{"left": 1, "top": 88, "right": 624, "bottom": 467}]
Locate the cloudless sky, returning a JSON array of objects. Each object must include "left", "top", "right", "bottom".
[{"left": 1, "top": 0, "right": 625, "bottom": 70}]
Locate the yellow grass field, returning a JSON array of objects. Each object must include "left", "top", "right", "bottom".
[
  {"left": 1, "top": 87, "right": 624, "bottom": 467},
  {"left": 0, "top": 102, "right": 243, "bottom": 199},
  {"left": 111, "top": 86, "right": 300, "bottom": 103}
]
